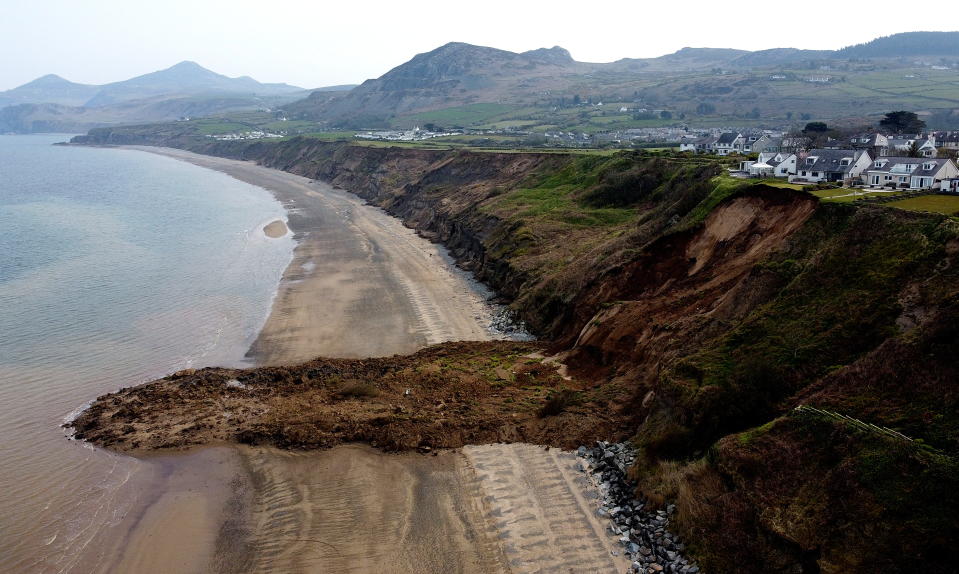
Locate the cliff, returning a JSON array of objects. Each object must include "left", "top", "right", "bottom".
[{"left": 69, "top": 133, "right": 959, "bottom": 573}]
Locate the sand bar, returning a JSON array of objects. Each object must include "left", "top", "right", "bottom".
[{"left": 263, "top": 219, "right": 288, "bottom": 238}]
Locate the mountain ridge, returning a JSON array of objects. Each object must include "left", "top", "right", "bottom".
[{"left": 289, "top": 31, "right": 959, "bottom": 128}]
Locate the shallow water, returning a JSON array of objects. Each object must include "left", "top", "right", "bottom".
[{"left": 0, "top": 135, "right": 293, "bottom": 573}]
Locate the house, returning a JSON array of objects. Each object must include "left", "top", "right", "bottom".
[
  {"left": 752, "top": 136, "right": 782, "bottom": 154},
  {"left": 887, "top": 136, "right": 938, "bottom": 158},
  {"left": 941, "top": 178, "right": 959, "bottom": 193},
  {"left": 678, "top": 135, "right": 701, "bottom": 152},
  {"left": 688, "top": 134, "right": 718, "bottom": 153},
  {"left": 864, "top": 157, "right": 959, "bottom": 190},
  {"left": 846, "top": 133, "right": 889, "bottom": 156},
  {"left": 714, "top": 132, "right": 745, "bottom": 155},
  {"left": 737, "top": 152, "right": 797, "bottom": 178},
  {"left": 789, "top": 149, "right": 872, "bottom": 184},
  {"left": 934, "top": 131, "right": 959, "bottom": 153},
  {"left": 761, "top": 152, "right": 798, "bottom": 177}
]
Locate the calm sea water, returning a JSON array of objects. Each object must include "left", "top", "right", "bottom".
[{"left": 0, "top": 135, "right": 293, "bottom": 572}]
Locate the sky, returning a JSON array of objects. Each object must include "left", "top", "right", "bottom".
[{"left": 2, "top": 0, "right": 957, "bottom": 91}]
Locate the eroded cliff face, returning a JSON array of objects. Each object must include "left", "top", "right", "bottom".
[{"left": 69, "top": 133, "right": 959, "bottom": 573}]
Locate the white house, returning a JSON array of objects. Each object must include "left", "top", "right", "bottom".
[
  {"left": 762, "top": 152, "right": 798, "bottom": 177},
  {"left": 941, "top": 178, "right": 959, "bottom": 193},
  {"left": 714, "top": 132, "right": 745, "bottom": 155},
  {"left": 789, "top": 149, "right": 872, "bottom": 184},
  {"left": 737, "top": 152, "right": 797, "bottom": 178},
  {"left": 887, "top": 136, "right": 938, "bottom": 158},
  {"left": 865, "top": 157, "right": 959, "bottom": 190}
]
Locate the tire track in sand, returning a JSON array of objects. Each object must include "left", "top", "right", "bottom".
[{"left": 464, "top": 443, "right": 629, "bottom": 573}]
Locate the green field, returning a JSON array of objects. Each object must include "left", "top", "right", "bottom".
[
  {"left": 393, "top": 103, "right": 520, "bottom": 128},
  {"left": 886, "top": 195, "right": 959, "bottom": 215}
]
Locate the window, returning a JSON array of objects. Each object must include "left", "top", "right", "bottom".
[{"left": 872, "top": 175, "right": 880, "bottom": 185}]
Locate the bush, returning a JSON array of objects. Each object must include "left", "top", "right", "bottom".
[{"left": 579, "top": 159, "right": 669, "bottom": 208}]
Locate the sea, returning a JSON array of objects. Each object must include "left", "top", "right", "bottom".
[{"left": 0, "top": 134, "right": 294, "bottom": 572}]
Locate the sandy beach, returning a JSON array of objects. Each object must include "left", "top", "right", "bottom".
[
  {"left": 129, "top": 146, "right": 495, "bottom": 365},
  {"left": 87, "top": 147, "right": 626, "bottom": 573}
]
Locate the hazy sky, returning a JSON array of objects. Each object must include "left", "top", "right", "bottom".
[{"left": 2, "top": 0, "right": 957, "bottom": 90}]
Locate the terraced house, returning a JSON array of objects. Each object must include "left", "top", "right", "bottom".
[{"left": 864, "top": 157, "right": 959, "bottom": 190}]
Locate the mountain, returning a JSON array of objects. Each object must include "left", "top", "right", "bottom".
[
  {"left": 0, "top": 74, "right": 99, "bottom": 108},
  {"left": 836, "top": 31, "right": 959, "bottom": 58},
  {"left": 84, "top": 61, "right": 304, "bottom": 107},
  {"left": 0, "top": 62, "right": 308, "bottom": 133},
  {"left": 300, "top": 42, "right": 582, "bottom": 126},
  {"left": 286, "top": 32, "right": 959, "bottom": 130}
]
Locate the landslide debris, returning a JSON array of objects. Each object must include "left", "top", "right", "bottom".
[{"left": 68, "top": 342, "right": 627, "bottom": 453}]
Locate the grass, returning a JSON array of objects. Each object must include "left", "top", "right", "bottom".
[
  {"left": 494, "top": 177, "right": 635, "bottom": 227},
  {"left": 680, "top": 174, "right": 752, "bottom": 228},
  {"left": 886, "top": 195, "right": 959, "bottom": 216},
  {"left": 393, "top": 103, "right": 520, "bottom": 128}
]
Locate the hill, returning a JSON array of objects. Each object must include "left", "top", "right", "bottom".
[
  {"left": 84, "top": 61, "right": 303, "bottom": 107},
  {"left": 0, "top": 62, "right": 307, "bottom": 133},
  {"left": 301, "top": 42, "right": 582, "bottom": 127},
  {"left": 836, "top": 31, "right": 959, "bottom": 58},
  {"left": 284, "top": 32, "right": 959, "bottom": 131},
  {"left": 0, "top": 74, "right": 99, "bottom": 108}
]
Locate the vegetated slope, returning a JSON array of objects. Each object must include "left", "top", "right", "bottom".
[
  {"left": 836, "top": 31, "right": 959, "bottom": 58},
  {"left": 295, "top": 42, "right": 580, "bottom": 127},
  {"left": 69, "top": 133, "right": 959, "bottom": 573}
]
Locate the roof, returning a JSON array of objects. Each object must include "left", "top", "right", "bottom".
[
  {"left": 716, "top": 132, "right": 741, "bottom": 145},
  {"left": 801, "top": 149, "right": 866, "bottom": 174},
  {"left": 868, "top": 157, "right": 952, "bottom": 175}
]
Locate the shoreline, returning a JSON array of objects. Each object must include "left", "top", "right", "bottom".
[
  {"left": 127, "top": 145, "right": 501, "bottom": 366},
  {"left": 71, "top": 145, "right": 628, "bottom": 574}
]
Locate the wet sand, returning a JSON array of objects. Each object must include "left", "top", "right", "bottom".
[
  {"left": 128, "top": 146, "right": 495, "bottom": 365},
  {"left": 89, "top": 147, "right": 626, "bottom": 573}
]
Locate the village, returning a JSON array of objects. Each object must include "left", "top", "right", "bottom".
[{"left": 679, "top": 129, "right": 959, "bottom": 193}]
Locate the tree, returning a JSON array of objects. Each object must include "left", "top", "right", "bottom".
[
  {"left": 786, "top": 111, "right": 794, "bottom": 120},
  {"left": 696, "top": 102, "right": 716, "bottom": 115},
  {"left": 906, "top": 141, "right": 922, "bottom": 157},
  {"left": 747, "top": 107, "right": 761, "bottom": 119},
  {"left": 660, "top": 110, "right": 672, "bottom": 120},
  {"left": 803, "top": 122, "right": 829, "bottom": 133},
  {"left": 879, "top": 111, "right": 925, "bottom": 133}
]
